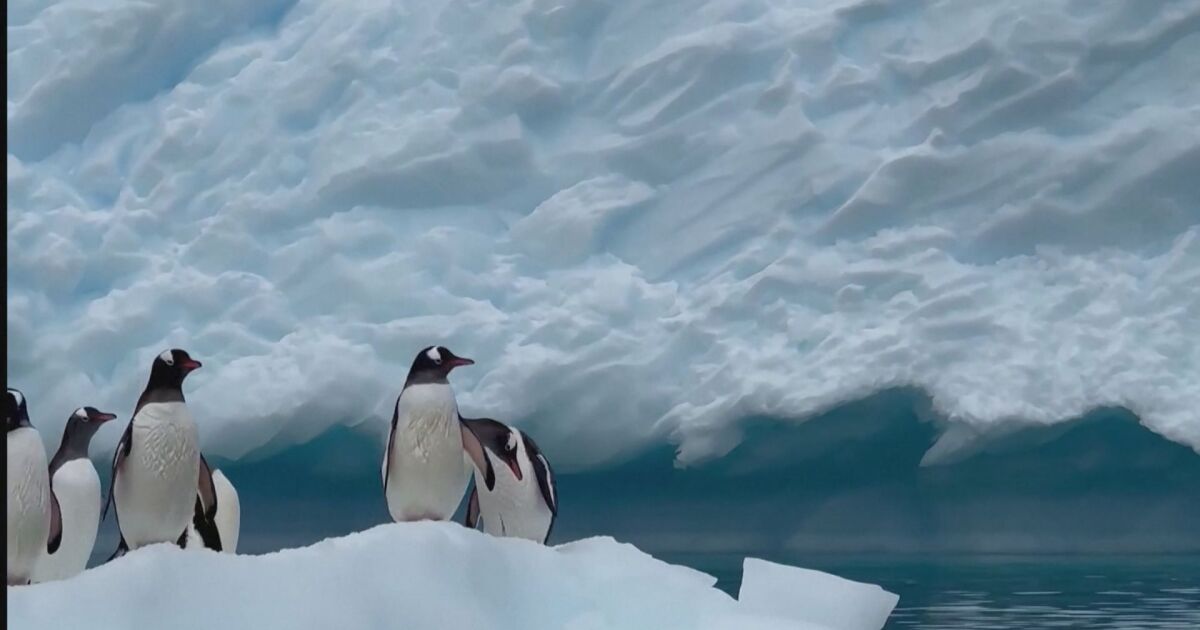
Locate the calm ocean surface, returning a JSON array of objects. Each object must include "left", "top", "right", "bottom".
[{"left": 665, "top": 552, "right": 1200, "bottom": 630}]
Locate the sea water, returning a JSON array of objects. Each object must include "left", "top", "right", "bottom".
[{"left": 669, "top": 552, "right": 1200, "bottom": 630}]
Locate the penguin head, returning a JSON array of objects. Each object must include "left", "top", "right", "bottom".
[
  {"left": 64, "top": 406, "right": 118, "bottom": 442},
  {"left": 5, "top": 388, "right": 32, "bottom": 432},
  {"left": 464, "top": 418, "right": 524, "bottom": 484},
  {"left": 149, "top": 348, "right": 203, "bottom": 388},
  {"left": 406, "top": 346, "right": 474, "bottom": 385}
]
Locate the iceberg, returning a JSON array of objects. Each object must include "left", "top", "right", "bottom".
[
  {"left": 6, "top": 0, "right": 1199, "bottom": 474},
  {"left": 7, "top": 523, "right": 898, "bottom": 630},
  {"left": 7, "top": 0, "right": 1199, "bottom": 573}
]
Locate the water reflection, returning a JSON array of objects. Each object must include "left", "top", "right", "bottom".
[{"left": 670, "top": 553, "right": 1200, "bottom": 630}]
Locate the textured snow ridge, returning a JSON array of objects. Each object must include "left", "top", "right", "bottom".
[
  {"left": 6, "top": 0, "right": 1200, "bottom": 468},
  {"left": 7, "top": 523, "right": 898, "bottom": 630}
]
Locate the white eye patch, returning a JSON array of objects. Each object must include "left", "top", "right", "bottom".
[
  {"left": 159, "top": 350, "right": 174, "bottom": 365},
  {"left": 426, "top": 347, "right": 442, "bottom": 363},
  {"left": 73, "top": 408, "right": 87, "bottom": 420},
  {"left": 9, "top": 390, "right": 24, "bottom": 406},
  {"left": 505, "top": 432, "right": 519, "bottom": 452}
]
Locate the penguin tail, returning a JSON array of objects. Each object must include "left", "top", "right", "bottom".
[{"left": 48, "top": 492, "right": 64, "bottom": 554}]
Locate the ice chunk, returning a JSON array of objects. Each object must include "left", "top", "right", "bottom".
[
  {"left": 738, "top": 558, "right": 900, "bottom": 630},
  {"left": 7, "top": 524, "right": 896, "bottom": 630}
]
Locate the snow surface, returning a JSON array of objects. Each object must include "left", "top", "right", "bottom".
[
  {"left": 6, "top": 0, "right": 1200, "bottom": 470},
  {"left": 7, "top": 523, "right": 897, "bottom": 630}
]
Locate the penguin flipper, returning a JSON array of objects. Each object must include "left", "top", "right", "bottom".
[
  {"left": 521, "top": 433, "right": 557, "bottom": 516},
  {"left": 191, "top": 495, "right": 223, "bottom": 552},
  {"left": 383, "top": 397, "right": 400, "bottom": 492},
  {"left": 108, "top": 537, "right": 129, "bottom": 562},
  {"left": 198, "top": 454, "right": 218, "bottom": 520},
  {"left": 521, "top": 433, "right": 557, "bottom": 544},
  {"left": 459, "top": 419, "right": 496, "bottom": 491},
  {"left": 102, "top": 421, "right": 133, "bottom": 522},
  {"left": 464, "top": 485, "right": 480, "bottom": 529},
  {"left": 48, "top": 492, "right": 63, "bottom": 554}
]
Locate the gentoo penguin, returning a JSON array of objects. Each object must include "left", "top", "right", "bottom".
[
  {"left": 6, "top": 388, "right": 59, "bottom": 585},
  {"left": 382, "top": 346, "right": 475, "bottom": 522},
  {"left": 461, "top": 418, "right": 558, "bottom": 544},
  {"left": 103, "top": 349, "right": 219, "bottom": 557},
  {"left": 185, "top": 469, "right": 240, "bottom": 554},
  {"left": 32, "top": 406, "right": 117, "bottom": 583}
]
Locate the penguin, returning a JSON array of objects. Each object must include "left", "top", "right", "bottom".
[
  {"left": 460, "top": 418, "right": 558, "bottom": 544},
  {"left": 31, "top": 406, "right": 118, "bottom": 583},
  {"left": 185, "top": 468, "right": 240, "bottom": 554},
  {"left": 103, "top": 349, "right": 219, "bottom": 558},
  {"left": 6, "top": 388, "right": 59, "bottom": 586},
  {"left": 382, "top": 346, "right": 475, "bottom": 522}
]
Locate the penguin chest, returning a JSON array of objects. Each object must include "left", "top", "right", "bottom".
[
  {"left": 117, "top": 402, "right": 199, "bottom": 545},
  {"left": 476, "top": 453, "right": 552, "bottom": 542},
  {"left": 7, "top": 428, "right": 51, "bottom": 579},
  {"left": 133, "top": 405, "right": 199, "bottom": 477},
  {"left": 385, "top": 384, "right": 469, "bottom": 520},
  {"left": 33, "top": 461, "right": 101, "bottom": 582}
]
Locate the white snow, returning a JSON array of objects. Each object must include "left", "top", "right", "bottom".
[
  {"left": 6, "top": 523, "right": 898, "bottom": 630},
  {"left": 6, "top": 0, "right": 1200, "bottom": 470}
]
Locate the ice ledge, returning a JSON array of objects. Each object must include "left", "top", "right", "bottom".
[{"left": 8, "top": 523, "right": 897, "bottom": 630}]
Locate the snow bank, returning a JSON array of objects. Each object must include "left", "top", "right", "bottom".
[
  {"left": 7, "top": 0, "right": 1200, "bottom": 469},
  {"left": 7, "top": 523, "right": 897, "bottom": 630}
]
